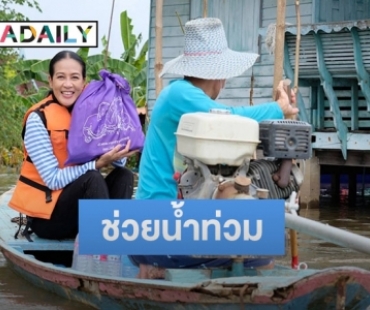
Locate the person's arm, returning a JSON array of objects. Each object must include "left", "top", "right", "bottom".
[
  {"left": 24, "top": 112, "right": 97, "bottom": 190},
  {"left": 228, "top": 102, "right": 283, "bottom": 122},
  {"left": 171, "top": 81, "right": 284, "bottom": 122}
]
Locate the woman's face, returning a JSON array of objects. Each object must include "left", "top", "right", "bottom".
[{"left": 48, "top": 58, "right": 85, "bottom": 107}]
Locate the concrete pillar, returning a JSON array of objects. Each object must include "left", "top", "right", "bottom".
[
  {"left": 299, "top": 154, "right": 321, "bottom": 209},
  {"left": 348, "top": 171, "right": 357, "bottom": 205},
  {"left": 331, "top": 171, "right": 341, "bottom": 203}
]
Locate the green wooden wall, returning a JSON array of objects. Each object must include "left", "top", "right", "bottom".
[{"left": 147, "top": 0, "right": 313, "bottom": 113}]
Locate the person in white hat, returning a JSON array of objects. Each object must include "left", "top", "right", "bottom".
[
  {"left": 137, "top": 17, "right": 297, "bottom": 200},
  {"left": 132, "top": 17, "right": 297, "bottom": 278}
]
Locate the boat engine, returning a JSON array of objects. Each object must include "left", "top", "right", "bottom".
[{"left": 175, "top": 110, "right": 312, "bottom": 200}]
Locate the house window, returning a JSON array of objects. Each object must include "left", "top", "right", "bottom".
[
  {"left": 190, "top": 0, "right": 260, "bottom": 53},
  {"left": 316, "top": 0, "right": 370, "bottom": 22}
]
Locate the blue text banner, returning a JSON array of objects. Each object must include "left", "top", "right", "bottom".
[{"left": 79, "top": 199, "right": 285, "bottom": 256}]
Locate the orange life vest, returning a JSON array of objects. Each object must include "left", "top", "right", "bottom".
[{"left": 9, "top": 95, "right": 71, "bottom": 219}]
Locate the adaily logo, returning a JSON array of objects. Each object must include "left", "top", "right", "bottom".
[{"left": 0, "top": 21, "right": 98, "bottom": 47}]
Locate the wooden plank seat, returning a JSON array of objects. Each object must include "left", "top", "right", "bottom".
[
  {"left": 7, "top": 233, "right": 75, "bottom": 252},
  {"left": 0, "top": 190, "right": 74, "bottom": 252},
  {"left": 7, "top": 222, "right": 74, "bottom": 252}
]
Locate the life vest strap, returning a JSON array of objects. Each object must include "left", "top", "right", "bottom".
[
  {"left": 19, "top": 175, "right": 52, "bottom": 203},
  {"left": 22, "top": 216, "right": 34, "bottom": 242},
  {"left": 13, "top": 213, "right": 34, "bottom": 242},
  {"left": 14, "top": 212, "right": 24, "bottom": 239}
]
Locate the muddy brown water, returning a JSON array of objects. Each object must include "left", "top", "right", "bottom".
[{"left": 0, "top": 169, "right": 369, "bottom": 309}]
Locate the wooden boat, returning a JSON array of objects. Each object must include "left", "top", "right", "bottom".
[{"left": 1, "top": 188, "right": 370, "bottom": 310}]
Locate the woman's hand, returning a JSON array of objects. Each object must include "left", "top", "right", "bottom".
[{"left": 95, "top": 140, "right": 139, "bottom": 169}]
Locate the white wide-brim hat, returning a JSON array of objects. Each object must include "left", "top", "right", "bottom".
[{"left": 159, "top": 18, "right": 259, "bottom": 80}]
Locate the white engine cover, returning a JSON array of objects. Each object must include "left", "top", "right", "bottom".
[{"left": 175, "top": 112, "right": 260, "bottom": 166}]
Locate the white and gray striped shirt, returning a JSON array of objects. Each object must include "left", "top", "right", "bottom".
[{"left": 24, "top": 112, "right": 126, "bottom": 190}]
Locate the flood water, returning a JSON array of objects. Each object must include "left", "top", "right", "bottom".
[
  {"left": 0, "top": 168, "right": 94, "bottom": 310},
  {"left": 0, "top": 168, "right": 369, "bottom": 309}
]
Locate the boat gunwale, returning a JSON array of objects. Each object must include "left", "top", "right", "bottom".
[{"left": 2, "top": 238, "right": 370, "bottom": 306}]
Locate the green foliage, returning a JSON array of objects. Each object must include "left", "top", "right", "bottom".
[
  {"left": 0, "top": 0, "right": 41, "bottom": 153},
  {"left": 13, "top": 11, "right": 149, "bottom": 108},
  {"left": 0, "top": 0, "right": 41, "bottom": 21},
  {"left": 3, "top": 9, "right": 148, "bottom": 169},
  {"left": 0, "top": 146, "right": 23, "bottom": 167},
  {"left": 120, "top": 11, "right": 148, "bottom": 108}
]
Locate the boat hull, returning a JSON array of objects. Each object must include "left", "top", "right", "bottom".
[
  {"left": 2, "top": 188, "right": 370, "bottom": 309},
  {"left": 2, "top": 243, "right": 370, "bottom": 310}
]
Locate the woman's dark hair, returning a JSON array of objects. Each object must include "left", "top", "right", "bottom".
[{"left": 49, "top": 50, "right": 86, "bottom": 79}]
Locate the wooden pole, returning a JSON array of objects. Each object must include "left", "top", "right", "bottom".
[
  {"left": 250, "top": 69, "right": 254, "bottom": 106},
  {"left": 203, "top": 0, "right": 208, "bottom": 17},
  {"left": 294, "top": 0, "right": 301, "bottom": 94},
  {"left": 155, "top": 0, "right": 164, "bottom": 97},
  {"left": 250, "top": 69, "right": 258, "bottom": 159},
  {"left": 272, "top": 0, "right": 287, "bottom": 100},
  {"left": 104, "top": 0, "right": 116, "bottom": 69},
  {"left": 289, "top": 228, "right": 299, "bottom": 268},
  {"left": 289, "top": 0, "right": 302, "bottom": 270},
  {"left": 279, "top": 1, "right": 302, "bottom": 270},
  {"left": 272, "top": 0, "right": 300, "bottom": 270}
]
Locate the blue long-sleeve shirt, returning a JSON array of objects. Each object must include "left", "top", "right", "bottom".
[
  {"left": 24, "top": 112, "right": 126, "bottom": 190},
  {"left": 136, "top": 79, "right": 284, "bottom": 200}
]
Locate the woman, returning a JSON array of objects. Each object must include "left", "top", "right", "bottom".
[{"left": 9, "top": 51, "right": 136, "bottom": 240}]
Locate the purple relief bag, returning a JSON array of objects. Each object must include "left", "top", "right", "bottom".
[{"left": 65, "top": 69, "right": 145, "bottom": 165}]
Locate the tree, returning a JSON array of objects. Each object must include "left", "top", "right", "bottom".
[
  {"left": 13, "top": 10, "right": 148, "bottom": 110},
  {"left": 0, "top": 0, "right": 41, "bottom": 150},
  {"left": 119, "top": 11, "right": 148, "bottom": 109},
  {"left": 10, "top": 10, "right": 149, "bottom": 169}
]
